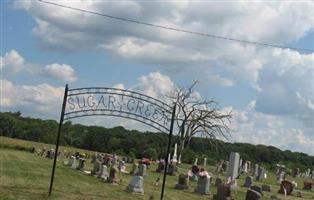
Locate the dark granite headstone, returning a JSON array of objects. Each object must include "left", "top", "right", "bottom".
[
  {"left": 156, "top": 161, "right": 165, "bottom": 173},
  {"left": 278, "top": 180, "right": 293, "bottom": 195},
  {"left": 107, "top": 166, "right": 119, "bottom": 184},
  {"left": 245, "top": 189, "right": 261, "bottom": 200},
  {"left": 213, "top": 184, "right": 232, "bottom": 200},
  {"left": 215, "top": 177, "right": 223, "bottom": 187},
  {"left": 262, "top": 184, "right": 271, "bottom": 192},
  {"left": 243, "top": 176, "right": 253, "bottom": 188},
  {"left": 250, "top": 185, "right": 263, "bottom": 195},
  {"left": 175, "top": 174, "right": 189, "bottom": 190}
]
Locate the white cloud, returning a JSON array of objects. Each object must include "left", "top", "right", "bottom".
[
  {"left": 132, "top": 71, "right": 176, "bottom": 100},
  {"left": 207, "top": 74, "right": 235, "bottom": 87},
  {"left": 14, "top": 1, "right": 314, "bottom": 87},
  {"left": 0, "top": 49, "right": 77, "bottom": 83},
  {"left": 1, "top": 79, "right": 64, "bottom": 117},
  {"left": 231, "top": 101, "right": 314, "bottom": 155},
  {"left": 255, "top": 49, "right": 314, "bottom": 128},
  {"left": 41, "top": 63, "right": 77, "bottom": 82},
  {"left": 0, "top": 49, "right": 24, "bottom": 74}
]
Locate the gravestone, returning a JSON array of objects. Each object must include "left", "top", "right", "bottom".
[
  {"left": 130, "top": 162, "right": 138, "bottom": 175},
  {"left": 99, "top": 165, "right": 109, "bottom": 181},
  {"left": 167, "top": 163, "right": 177, "bottom": 175},
  {"left": 189, "top": 165, "right": 200, "bottom": 182},
  {"left": 277, "top": 172, "right": 285, "bottom": 183},
  {"left": 262, "top": 184, "right": 272, "bottom": 192},
  {"left": 278, "top": 180, "right": 293, "bottom": 195},
  {"left": 296, "top": 191, "right": 302, "bottom": 198},
  {"left": 203, "top": 158, "right": 207, "bottom": 167},
  {"left": 243, "top": 176, "right": 253, "bottom": 188},
  {"left": 112, "top": 154, "right": 117, "bottom": 167},
  {"left": 104, "top": 155, "right": 112, "bottom": 167},
  {"left": 251, "top": 185, "right": 263, "bottom": 195},
  {"left": 215, "top": 177, "right": 223, "bottom": 187},
  {"left": 239, "top": 159, "right": 243, "bottom": 172},
  {"left": 306, "top": 168, "right": 311, "bottom": 177},
  {"left": 213, "top": 184, "right": 232, "bottom": 200},
  {"left": 275, "top": 164, "right": 280, "bottom": 175},
  {"left": 175, "top": 174, "right": 189, "bottom": 190},
  {"left": 77, "top": 158, "right": 85, "bottom": 170},
  {"left": 245, "top": 189, "right": 261, "bottom": 200},
  {"left": 303, "top": 178, "right": 313, "bottom": 190},
  {"left": 194, "top": 158, "right": 198, "bottom": 165},
  {"left": 126, "top": 176, "right": 144, "bottom": 195},
  {"left": 118, "top": 160, "right": 126, "bottom": 173},
  {"left": 256, "top": 167, "right": 265, "bottom": 181},
  {"left": 194, "top": 176, "right": 211, "bottom": 195},
  {"left": 71, "top": 157, "right": 78, "bottom": 169},
  {"left": 227, "top": 152, "right": 240, "bottom": 185},
  {"left": 156, "top": 161, "right": 165, "bottom": 173},
  {"left": 172, "top": 143, "right": 178, "bottom": 163},
  {"left": 292, "top": 168, "right": 299, "bottom": 177},
  {"left": 68, "top": 156, "right": 74, "bottom": 166},
  {"left": 216, "top": 160, "right": 224, "bottom": 172},
  {"left": 137, "top": 164, "right": 147, "bottom": 177},
  {"left": 243, "top": 162, "right": 248, "bottom": 173},
  {"left": 224, "top": 161, "right": 229, "bottom": 172},
  {"left": 107, "top": 167, "right": 119, "bottom": 184},
  {"left": 247, "top": 161, "right": 251, "bottom": 173},
  {"left": 91, "top": 156, "right": 102, "bottom": 176},
  {"left": 189, "top": 173, "right": 198, "bottom": 182},
  {"left": 254, "top": 164, "right": 259, "bottom": 177}
]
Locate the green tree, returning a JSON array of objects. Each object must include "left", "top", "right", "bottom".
[{"left": 144, "top": 147, "right": 158, "bottom": 160}]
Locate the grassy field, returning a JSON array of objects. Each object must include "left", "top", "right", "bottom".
[{"left": 0, "top": 136, "right": 313, "bottom": 200}]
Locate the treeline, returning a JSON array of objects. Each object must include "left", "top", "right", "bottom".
[{"left": 1, "top": 111, "right": 313, "bottom": 170}]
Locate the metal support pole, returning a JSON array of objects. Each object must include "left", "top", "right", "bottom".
[
  {"left": 48, "top": 84, "right": 68, "bottom": 196},
  {"left": 160, "top": 103, "right": 176, "bottom": 200}
]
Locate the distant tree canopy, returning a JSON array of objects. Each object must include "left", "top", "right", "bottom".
[{"left": 0, "top": 111, "right": 313, "bottom": 170}]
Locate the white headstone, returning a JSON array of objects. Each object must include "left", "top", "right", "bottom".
[
  {"left": 254, "top": 164, "right": 259, "bottom": 177},
  {"left": 203, "top": 158, "right": 207, "bottom": 167},
  {"left": 99, "top": 165, "right": 109, "bottom": 181},
  {"left": 71, "top": 157, "right": 78, "bottom": 169},
  {"left": 228, "top": 152, "right": 240, "bottom": 181},
  {"left": 126, "top": 176, "right": 144, "bottom": 195},
  {"left": 178, "top": 155, "right": 181, "bottom": 164},
  {"left": 172, "top": 143, "right": 178, "bottom": 163},
  {"left": 194, "top": 158, "right": 198, "bottom": 165},
  {"left": 243, "top": 162, "right": 248, "bottom": 173}
]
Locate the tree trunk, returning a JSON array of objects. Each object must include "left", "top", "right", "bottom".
[{"left": 178, "top": 137, "right": 186, "bottom": 161}]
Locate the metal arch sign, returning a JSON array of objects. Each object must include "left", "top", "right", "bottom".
[
  {"left": 48, "top": 84, "right": 176, "bottom": 200},
  {"left": 64, "top": 87, "right": 173, "bottom": 133}
]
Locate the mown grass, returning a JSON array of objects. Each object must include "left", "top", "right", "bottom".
[{"left": 0, "top": 136, "right": 313, "bottom": 200}]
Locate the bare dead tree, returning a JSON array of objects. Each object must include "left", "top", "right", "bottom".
[{"left": 167, "top": 81, "right": 232, "bottom": 160}]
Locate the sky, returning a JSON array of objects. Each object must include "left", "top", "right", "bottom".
[{"left": 1, "top": 1, "right": 314, "bottom": 155}]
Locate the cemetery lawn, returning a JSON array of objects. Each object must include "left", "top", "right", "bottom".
[{"left": 1, "top": 137, "right": 314, "bottom": 200}]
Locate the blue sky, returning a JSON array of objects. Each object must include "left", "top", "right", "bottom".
[{"left": 1, "top": 1, "right": 314, "bottom": 155}]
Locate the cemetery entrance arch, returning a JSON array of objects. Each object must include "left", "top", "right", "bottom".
[{"left": 48, "top": 84, "right": 176, "bottom": 200}]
